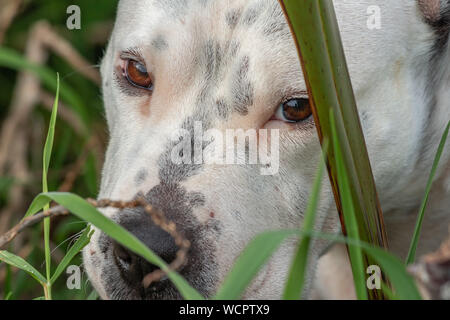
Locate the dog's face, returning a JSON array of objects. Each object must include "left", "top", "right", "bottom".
[{"left": 83, "top": 0, "right": 450, "bottom": 299}]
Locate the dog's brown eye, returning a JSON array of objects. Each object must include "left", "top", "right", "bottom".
[
  {"left": 125, "top": 60, "right": 153, "bottom": 89},
  {"left": 275, "top": 98, "right": 312, "bottom": 122}
]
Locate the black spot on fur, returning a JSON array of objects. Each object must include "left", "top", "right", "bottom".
[
  {"left": 204, "top": 40, "right": 224, "bottom": 82},
  {"left": 152, "top": 35, "right": 168, "bottom": 50},
  {"left": 215, "top": 98, "right": 230, "bottom": 119},
  {"left": 98, "top": 233, "right": 110, "bottom": 256},
  {"left": 158, "top": 114, "right": 211, "bottom": 184},
  {"left": 226, "top": 8, "right": 242, "bottom": 28},
  {"left": 134, "top": 168, "right": 148, "bottom": 185},
  {"left": 231, "top": 56, "right": 254, "bottom": 115},
  {"left": 242, "top": 3, "right": 263, "bottom": 26},
  {"left": 229, "top": 40, "right": 240, "bottom": 58},
  {"left": 187, "top": 191, "right": 206, "bottom": 207}
]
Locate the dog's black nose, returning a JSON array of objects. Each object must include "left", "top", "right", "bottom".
[{"left": 112, "top": 211, "right": 178, "bottom": 286}]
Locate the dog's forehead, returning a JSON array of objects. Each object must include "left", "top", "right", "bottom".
[
  {"left": 111, "top": 0, "right": 425, "bottom": 102},
  {"left": 113, "top": 0, "right": 295, "bottom": 61}
]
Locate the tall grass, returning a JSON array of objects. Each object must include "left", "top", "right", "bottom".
[
  {"left": 41, "top": 73, "right": 60, "bottom": 299},
  {"left": 406, "top": 121, "right": 450, "bottom": 264}
]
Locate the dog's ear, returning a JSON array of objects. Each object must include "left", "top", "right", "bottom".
[
  {"left": 419, "top": 0, "right": 450, "bottom": 44},
  {"left": 418, "top": 0, "right": 442, "bottom": 23}
]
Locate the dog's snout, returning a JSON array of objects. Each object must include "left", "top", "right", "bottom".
[{"left": 112, "top": 211, "right": 178, "bottom": 287}]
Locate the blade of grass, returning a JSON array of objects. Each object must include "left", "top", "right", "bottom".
[
  {"left": 0, "top": 250, "right": 46, "bottom": 285},
  {"left": 41, "top": 73, "right": 60, "bottom": 300},
  {"left": 381, "top": 281, "right": 396, "bottom": 300},
  {"left": 3, "top": 261, "right": 12, "bottom": 299},
  {"left": 50, "top": 226, "right": 93, "bottom": 284},
  {"left": 331, "top": 110, "right": 367, "bottom": 300},
  {"left": 406, "top": 121, "right": 450, "bottom": 264},
  {"left": 87, "top": 290, "right": 99, "bottom": 300},
  {"left": 214, "top": 231, "right": 290, "bottom": 300},
  {"left": 25, "top": 192, "right": 204, "bottom": 300},
  {"left": 215, "top": 229, "right": 420, "bottom": 300},
  {"left": 282, "top": 141, "right": 327, "bottom": 300}
]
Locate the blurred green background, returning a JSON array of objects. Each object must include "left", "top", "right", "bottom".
[{"left": 0, "top": 0, "right": 118, "bottom": 299}]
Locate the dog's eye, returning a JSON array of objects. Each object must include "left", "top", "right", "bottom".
[
  {"left": 125, "top": 59, "right": 153, "bottom": 90},
  {"left": 274, "top": 98, "right": 312, "bottom": 123}
]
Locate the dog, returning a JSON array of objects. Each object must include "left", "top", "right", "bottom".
[{"left": 83, "top": 0, "right": 450, "bottom": 300}]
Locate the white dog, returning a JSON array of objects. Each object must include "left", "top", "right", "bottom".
[{"left": 83, "top": 0, "right": 450, "bottom": 299}]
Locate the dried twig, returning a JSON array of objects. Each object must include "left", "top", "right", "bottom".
[
  {"left": 0, "top": 0, "right": 23, "bottom": 45},
  {"left": 36, "top": 23, "right": 101, "bottom": 85},
  {"left": 0, "top": 198, "right": 190, "bottom": 289},
  {"left": 0, "top": 21, "right": 49, "bottom": 176},
  {"left": 0, "top": 206, "right": 69, "bottom": 249},
  {"left": 0, "top": 20, "right": 101, "bottom": 175}
]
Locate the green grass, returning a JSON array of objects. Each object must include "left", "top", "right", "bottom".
[
  {"left": 330, "top": 111, "right": 367, "bottom": 300},
  {"left": 406, "top": 121, "right": 450, "bottom": 264},
  {"left": 41, "top": 73, "right": 60, "bottom": 299},
  {"left": 282, "top": 141, "right": 327, "bottom": 300}
]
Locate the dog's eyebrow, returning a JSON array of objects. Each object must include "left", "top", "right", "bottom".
[{"left": 119, "top": 47, "right": 145, "bottom": 61}]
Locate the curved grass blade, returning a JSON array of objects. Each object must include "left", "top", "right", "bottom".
[
  {"left": 50, "top": 226, "right": 93, "bottom": 284},
  {"left": 214, "top": 231, "right": 291, "bottom": 300},
  {"left": 283, "top": 141, "right": 327, "bottom": 300},
  {"left": 406, "top": 121, "right": 450, "bottom": 264},
  {"left": 87, "top": 290, "right": 99, "bottom": 300},
  {"left": 25, "top": 192, "right": 203, "bottom": 300},
  {"left": 23, "top": 195, "right": 51, "bottom": 219},
  {"left": 0, "top": 250, "right": 46, "bottom": 285}
]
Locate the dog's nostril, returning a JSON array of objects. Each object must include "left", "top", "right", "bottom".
[
  {"left": 113, "top": 241, "right": 162, "bottom": 285},
  {"left": 111, "top": 211, "right": 181, "bottom": 288},
  {"left": 113, "top": 243, "right": 132, "bottom": 266}
]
